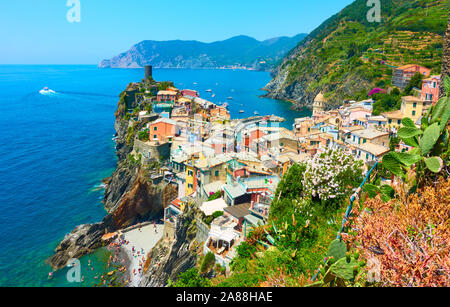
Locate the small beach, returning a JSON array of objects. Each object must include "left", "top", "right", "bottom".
[{"left": 116, "top": 223, "right": 164, "bottom": 287}]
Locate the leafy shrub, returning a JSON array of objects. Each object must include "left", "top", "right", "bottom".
[
  {"left": 208, "top": 191, "right": 221, "bottom": 201},
  {"left": 169, "top": 268, "right": 211, "bottom": 287},
  {"left": 303, "top": 148, "right": 363, "bottom": 202},
  {"left": 345, "top": 177, "right": 450, "bottom": 287},
  {"left": 200, "top": 252, "right": 216, "bottom": 273}
]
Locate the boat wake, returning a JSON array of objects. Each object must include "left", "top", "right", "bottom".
[{"left": 39, "top": 87, "right": 57, "bottom": 95}]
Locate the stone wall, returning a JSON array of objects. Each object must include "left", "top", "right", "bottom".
[
  {"left": 134, "top": 139, "right": 171, "bottom": 161},
  {"left": 196, "top": 217, "right": 210, "bottom": 243}
]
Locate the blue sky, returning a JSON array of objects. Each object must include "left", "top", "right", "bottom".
[{"left": 0, "top": 0, "right": 355, "bottom": 64}]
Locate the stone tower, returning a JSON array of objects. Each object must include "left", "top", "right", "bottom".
[
  {"left": 313, "top": 92, "right": 326, "bottom": 117},
  {"left": 439, "top": 15, "right": 449, "bottom": 98},
  {"left": 145, "top": 65, "right": 153, "bottom": 81}
]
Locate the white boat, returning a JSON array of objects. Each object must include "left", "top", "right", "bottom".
[
  {"left": 212, "top": 93, "right": 216, "bottom": 98},
  {"left": 206, "top": 89, "right": 212, "bottom": 92},
  {"left": 254, "top": 111, "right": 259, "bottom": 115},
  {"left": 239, "top": 110, "right": 244, "bottom": 114},
  {"left": 39, "top": 87, "right": 55, "bottom": 95},
  {"left": 227, "top": 97, "right": 233, "bottom": 100}
]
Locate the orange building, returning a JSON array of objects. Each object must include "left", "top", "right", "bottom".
[
  {"left": 392, "top": 64, "right": 431, "bottom": 89},
  {"left": 149, "top": 118, "right": 179, "bottom": 143},
  {"left": 210, "top": 106, "right": 230, "bottom": 120}
]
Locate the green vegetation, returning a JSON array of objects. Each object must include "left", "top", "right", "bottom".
[
  {"left": 158, "top": 81, "right": 174, "bottom": 91},
  {"left": 204, "top": 211, "right": 224, "bottom": 226},
  {"left": 200, "top": 252, "right": 216, "bottom": 273},
  {"left": 138, "top": 130, "right": 149, "bottom": 142},
  {"left": 371, "top": 90, "right": 401, "bottom": 115},
  {"left": 403, "top": 72, "right": 424, "bottom": 96},
  {"left": 214, "top": 149, "right": 363, "bottom": 287},
  {"left": 208, "top": 191, "right": 221, "bottom": 201},
  {"left": 382, "top": 76, "right": 450, "bottom": 190},
  {"left": 169, "top": 268, "right": 212, "bottom": 287},
  {"left": 280, "top": 0, "right": 447, "bottom": 107}
]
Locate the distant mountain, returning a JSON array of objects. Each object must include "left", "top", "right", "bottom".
[
  {"left": 265, "top": 0, "right": 449, "bottom": 109},
  {"left": 98, "top": 34, "right": 308, "bottom": 70}
]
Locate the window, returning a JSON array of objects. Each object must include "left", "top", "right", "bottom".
[
  {"left": 154, "top": 126, "right": 158, "bottom": 131},
  {"left": 188, "top": 184, "right": 194, "bottom": 189},
  {"left": 215, "top": 171, "right": 219, "bottom": 177},
  {"left": 389, "top": 119, "right": 392, "bottom": 124},
  {"left": 188, "top": 171, "right": 193, "bottom": 176},
  {"left": 280, "top": 142, "right": 284, "bottom": 147},
  {"left": 153, "top": 135, "right": 157, "bottom": 139},
  {"left": 363, "top": 139, "right": 367, "bottom": 144},
  {"left": 412, "top": 111, "right": 416, "bottom": 116},
  {"left": 413, "top": 103, "right": 417, "bottom": 108},
  {"left": 398, "top": 120, "right": 401, "bottom": 125},
  {"left": 366, "top": 153, "right": 369, "bottom": 160}
]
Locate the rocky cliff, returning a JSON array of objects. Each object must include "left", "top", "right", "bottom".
[
  {"left": 265, "top": 0, "right": 448, "bottom": 110},
  {"left": 48, "top": 88, "right": 173, "bottom": 271},
  {"left": 139, "top": 215, "right": 199, "bottom": 287}
]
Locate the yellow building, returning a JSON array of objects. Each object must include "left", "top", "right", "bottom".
[
  {"left": 384, "top": 96, "right": 426, "bottom": 128},
  {"left": 184, "top": 154, "right": 203, "bottom": 196}
]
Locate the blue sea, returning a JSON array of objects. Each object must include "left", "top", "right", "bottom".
[{"left": 0, "top": 65, "right": 310, "bottom": 286}]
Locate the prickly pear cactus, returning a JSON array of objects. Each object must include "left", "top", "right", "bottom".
[{"left": 327, "top": 239, "right": 347, "bottom": 261}]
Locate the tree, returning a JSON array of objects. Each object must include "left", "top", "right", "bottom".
[{"left": 403, "top": 72, "right": 424, "bottom": 96}]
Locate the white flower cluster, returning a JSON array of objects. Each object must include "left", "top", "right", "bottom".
[{"left": 303, "top": 148, "right": 362, "bottom": 201}]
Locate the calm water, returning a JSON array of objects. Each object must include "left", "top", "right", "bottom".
[{"left": 0, "top": 65, "right": 309, "bottom": 286}]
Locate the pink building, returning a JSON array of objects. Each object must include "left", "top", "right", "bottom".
[
  {"left": 181, "top": 89, "right": 199, "bottom": 98},
  {"left": 342, "top": 107, "right": 372, "bottom": 126},
  {"left": 421, "top": 75, "right": 440, "bottom": 104}
]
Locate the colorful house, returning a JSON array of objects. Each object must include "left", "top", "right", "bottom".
[
  {"left": 421, "top": 75, "right": 440, "bottom": 104},
  {"left": 349, "top": 129, "right": 390, "bottom": 147},
  {"left": 356, "top": 143, "right": 390, "bottom": 163},
  {"left": 149, "top": 118, "right": 179, "bottom": 143},
  {"left": 392, "top": 64, "right": 431, "bottom": 89},
  {"left": 157, "top": 90, "right": 178, "bottom": 103},
  {"left": 181, "top": 89, "right": 199, "bottom": 98},
  {"left": 384, "top": 96, "right": 426, "bottom": 128}
]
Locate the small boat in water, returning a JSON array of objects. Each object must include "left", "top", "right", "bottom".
[
  {"left": 39, "top": 87, "right": 56, "bottom": 95},
  {"left": 212, "top": 93, "right": 216, "bottom": 98},
  {"left": 227, "top": 97, "right": 233, "bottom": 100},
  {"left": 239, "top": 110, "right": 244, "bottom": 114},
  {"left": 206, "top": 89, "right": 212, "bottom": 92},
  {"left": 254, "top": 111, "right": 259, "bottom": 115}
]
